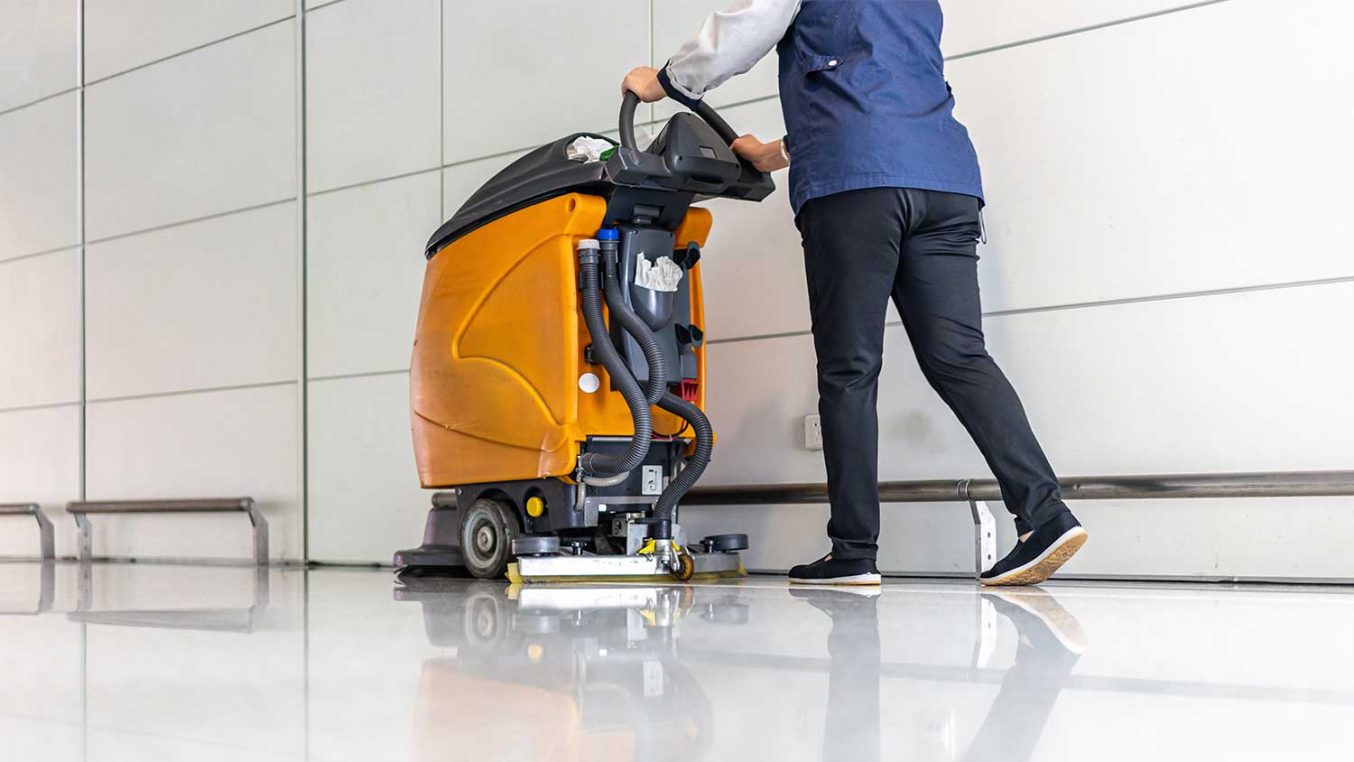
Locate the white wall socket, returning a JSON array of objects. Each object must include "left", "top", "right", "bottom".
[{"left": 804, "top": 414, "right": 823, "bottom": 450}]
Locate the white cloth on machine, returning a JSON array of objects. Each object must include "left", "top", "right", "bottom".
[{"left": 634, "top": 256, "right": 683, "bottom": 292}]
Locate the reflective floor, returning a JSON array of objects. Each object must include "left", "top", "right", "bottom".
[{"left": 3, "top": 562, "right": 1354, "bottom": 760}]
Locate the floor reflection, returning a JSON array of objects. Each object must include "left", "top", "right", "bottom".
[
  {"left": 788, "top": 588, "right": 882, "bottom": 762},
  {"left": 396, "top": 580, "right": 748, "bottom": 761},
  {"left": 962, "top": 590, "right": 1086, "bottom": 762},
  {"left": 5, "top": 563, "right": 1354, "bottom": 761}
]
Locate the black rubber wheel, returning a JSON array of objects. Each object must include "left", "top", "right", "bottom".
[
  {"left": 702, "top": 533, "right": 749, "bottom": 552},
  {"left": 673, "top": 551, "right": 696, "bottom": 581},
  {"left": 512, "top": 534, "right": 561, "bottom": 557},
  {"left": 459, "top": 498, "right": 519, "bottom": 579}
]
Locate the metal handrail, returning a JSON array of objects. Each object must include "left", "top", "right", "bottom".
[
  {"left": 67, "top": 498, "right": 268, "bottom": 566},
  {"left": 686, "top": 470, "right": 1354, "bottom": 505},
  {"left": 0, "top": 503, "right": 55, "bottom": 561},
  {"left": 686, "top": 470, "right": 1354, "bottom": 578}
]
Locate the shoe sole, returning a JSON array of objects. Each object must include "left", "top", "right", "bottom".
[
  {"left": 981, "top": 527, "right": 1088, "bottom": 587},
  {"left": 788, "top": 573, "right": 882, "bottom": 586}
]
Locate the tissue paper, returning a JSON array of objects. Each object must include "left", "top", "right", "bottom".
[
  {"left": 634, "top": 256, "right": 683, "bottom": 292},
  {"left": 566, "top": 136, "right": 615, "bottom": 163}
]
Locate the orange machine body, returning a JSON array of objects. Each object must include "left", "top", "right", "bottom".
[{"left": 410, "top": 193, "right": 712, "bottom": 489}]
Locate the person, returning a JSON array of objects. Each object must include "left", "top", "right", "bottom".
[{"left": 622, "top": 0, "right": 1087, "bottom": 586}]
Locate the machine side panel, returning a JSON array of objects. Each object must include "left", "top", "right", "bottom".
[{"left": 412, "top": 194, "right": 604, "bottom": 487}]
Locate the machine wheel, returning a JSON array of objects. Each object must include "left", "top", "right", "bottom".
[
  {"left": 702, "top": 533, "right": 749, "bottom": 552},
  {"left": 459, "top": 498, "right": 519, "bottom": 579},
  {"left": 673, "top": 551, "right": 696, "bottom": 581}
]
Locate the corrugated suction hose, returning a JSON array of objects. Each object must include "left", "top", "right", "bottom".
[
  {"left": 577, "top": 240, "right": 651, "bottom": 477},
  {"left": 653, "top": 391, "right": 714, "bottom": 522},
  {"left": 601, "top": 240, "right": 669, "bottom": 404}
]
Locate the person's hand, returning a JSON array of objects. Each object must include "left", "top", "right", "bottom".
[
  {"left": 621, "top": 66, "right": 666, "bottom": 102},
  {"left": 731, "top": 134, "right": 790, "bottom": 172}
]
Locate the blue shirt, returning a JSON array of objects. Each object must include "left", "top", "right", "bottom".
[{"left": 776, "top": 0, "right": 984, "bottom": 214}]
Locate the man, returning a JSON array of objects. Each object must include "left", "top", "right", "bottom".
[{"left": 623, "top": 0, "right": 1086, "bottom": 586}]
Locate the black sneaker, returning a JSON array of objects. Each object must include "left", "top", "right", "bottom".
[
  {"left": 980, "top": 511, "right": 1087, "bottom": 587},
  {"left": 789, "top": 555, "right": 881, "bottom": 586}
]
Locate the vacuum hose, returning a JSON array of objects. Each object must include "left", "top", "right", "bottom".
[
  {"left": 652, "top": 391, "right": 714, "bottom": 522},
  {"left": 577, "top": 240, "right": 652, "bottom": 476},
  {"left": 600, "top": 239, "right": 669, "bottom": 404}
]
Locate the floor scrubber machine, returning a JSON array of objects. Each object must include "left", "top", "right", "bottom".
[{"left": 395, "top": 94, "right": 773, "bottom": 583}]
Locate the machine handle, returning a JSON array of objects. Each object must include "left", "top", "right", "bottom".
[{"left": 618, "top": 91, "right": 742, "bottom": 151}]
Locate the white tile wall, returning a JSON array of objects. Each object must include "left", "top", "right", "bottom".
[
  {"left": 0, "top": 0, "right": 78, "bottom": 112},
  {"left": 0, "top": 0, "right": 1349, "bottom": 577},
  {"left": 442, "top": 0, "right": 650, "bottom": 163},
  {"left": 85, "top": 384, "right": 301, "bottom": 561},
  {"left": 305, "top": 0, "right": 440, "bottom": 192},
  {"left": 650, "top": 0, "right": 1206, "bottom": 119},
  {"left": 702, "top": 282, "right": 1354, "bottom": 486},
  {"left": 307, "top": 372, "right": 429, "bottom": 563},
  {"left": 84, "top": 20, "right": 296, "bottom": 240},
  {"left": 83, "top": 0, "right": 293, "bottom": 82},
  {"left": 0, "top": 404, "right": 80, "bottom": 557},
  {"left": 307, "top": 173, "right": 438, "bottom": 379},
  {"left": 85, "top": 203, "right": 299, "bottom": 399},
  {"left": 954, "top": 0, "right": 1354, "bottom": 313},
  {"left": 939, "top": 0, "right": 1201, "bottom": 57},
  {"left": 0, "top": 93, "right": 78, "bottom": 260},
  {"left": 0, "top": 249, "right": 81, "bottom": 409}
]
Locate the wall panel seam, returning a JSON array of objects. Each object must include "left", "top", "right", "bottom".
[
  {"left": 83, "top": 15, "right": 297, "bottom": 88},
  {"left": 86, "top": 379, "right": 299, "bottom": 407},
  {"left": 708, "top": 275, "right": 1354, "bottom": 346},
  {"left": 0, "top": 86, "right": 80, "bottom": 119},
  {"left": 0, "top": 400, "right": 83, "bottom": 416},
  {"left": 85, "top": 197, "right": 295, "bottom": 247},
  {"left": 0, "top": 245, "right": 82, "bottom": 268},
  {"left": 308, "top": 368, "right": 409, "bottom": 384},
  {"left": 298, "top": 0, "right": 311, "bottom": 562},
  {"left": 946, "top": 0, "right": 1233, "bottom": 63}
]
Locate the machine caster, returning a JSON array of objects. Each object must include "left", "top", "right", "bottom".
[
  {"left": 673, "top": 551, "right": 696, "bottom": 581},
  {"left": 460, "top": 498, "right": 519, "bottom": 579},
  {"left": 701, "top": 533, "right": 748, "bottom": 553}
]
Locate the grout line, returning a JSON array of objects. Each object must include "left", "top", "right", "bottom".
[
  {"left": 0, "top": 244, "right": 82, "bottom": 268},
  {"left": 86, "top": 379, "right": 298, "bottom": 406},
  {"left": 307, "top": 367, "right": 409, "bottom": 384},
  {"left": 708, "top": 275, "right": 1354, "bottom": 346},
  {"left": 439, "top": 0, "right": 445, "bottom": 217},
  {"left": 297, "top": 0, "right": 311, "bottom": 564},
  {"left": 945, "top": 0, "right": 1234, "bottom": 62},
  {"left": 984, "top": 275, "right": 1354, "bottom": 318},
  {"left": 84, "top": 197, "right": 295, "bottom": 246},
  {"left": 0, "top": 85, "right": 80, "bottom": 119},
  {"left": 0, "top": 400, "right": 82, "bottom": 416},
  {"left": 77, "top": 0, "right": 87, "bottom": 506},
  {"left": 82, "top": 15, "right": 296, "bottom": 88}
]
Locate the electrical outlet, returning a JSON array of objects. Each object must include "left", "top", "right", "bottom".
[{"left": 804, "top": 414, "right": 823, "bottom": 450}]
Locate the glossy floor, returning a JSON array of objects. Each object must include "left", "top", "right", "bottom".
[{"left": 2, "top": 563, "right": 1353, "bottom": 760}]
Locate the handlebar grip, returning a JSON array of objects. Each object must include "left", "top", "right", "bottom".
[
  {"left": 619, "top": 91, "right": 640, "bottom": 150},
  {"left": 693, "top": 101, "right": 739, "bottom": 145}
]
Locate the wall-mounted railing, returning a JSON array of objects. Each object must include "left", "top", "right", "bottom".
[
  {"left": 0, "top": 503, "right": 55, "bottom": 562},
  {"left": 66, "top": 498, "right": 267, "bottom": 566},
  {"left": 687, "top": 471, "right": 1354, "bottom": 578}
]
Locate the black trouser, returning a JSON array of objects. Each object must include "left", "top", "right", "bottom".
[{"left": 797, "top": 187, "right": 1068, "bottom": 562}]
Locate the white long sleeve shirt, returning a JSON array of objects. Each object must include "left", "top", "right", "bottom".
[{"left": 659, "top": 0, "right": 802, "bottom": 105}]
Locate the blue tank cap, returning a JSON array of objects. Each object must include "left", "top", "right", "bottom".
[{"left": 596, "top": 228, "right": 620, "bottom": 241}]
